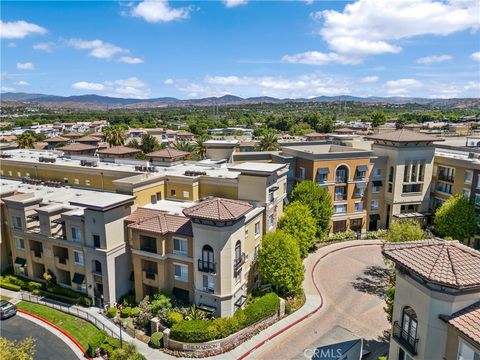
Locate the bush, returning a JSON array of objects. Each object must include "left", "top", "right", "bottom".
[
  {"left": 165, "top": 311, "right": 183, "bottom": 327},
  {"left": 42, "top": 292, "right": 77, "bottom": 304},
  {"left": 119, "top": 291, "right": 136, "bottom": 307},
  {"left": 49, "top": 285, "right": 85, "bottom": 298},
  {"left": 170, "top": 320, "right": 219, "bottom": 343},
  {"left": 4, "top": 275, "right": 25, "bottom": 287},
  {"left": 0, "top": 281, "right": 21, "bottom": 291},
  {"left": 107, "top": 306, "right": 117, "bottom": 318},
  {"left": 365, "top": 229, "right": 388, "bottom": 239},
  {"left": 242, "top": 293, "right": 280, "bottom": 327},
  {"left": 81, "top": 297, "right": 92, "bottom": 307},
  {"left": 120, "top": 306, "right": 132, "bottom": 318},
  {"left": 28, "top": 281, "right": 43, "bottom": 292},
  {"left": 32, "top": 289, "right": 41, "bottom": 295},
  {"left": 213, "top": 317, "right": 241, "bottom": 338},
  {"left": 130, "top": 307, "right": 140, "bottom": 318},
  {"left": 148, "top": 332, "right": 164, "bottom": 349},
  {"left": 326, "top": 230, "right": 357, "bottom": 242},
  {"left": 87, "top": 331, "right": 108, "bottom": 357}
]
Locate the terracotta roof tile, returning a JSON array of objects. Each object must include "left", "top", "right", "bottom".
[
  {"left": 76, "top": 135, "right": 101, "bottom": 142},
  {"left": 46, "top": 136, "right": 68, "bottom": 143},
  {"left": 382, "top": 239, "right": 480, "bottom": 290},
  {"left": 62, "top": 132, "right": 83, "bottom": 138},
  {"left": 146, "top": 148, "right": 190, "bottom": 158},
  {"left": 183, "top": 198, "right": 252, "bottom": 222},
  {"left": 58, "top": 143, "right": 97, "bottom": 152},
  {"left": 126, "top": 208, "right": 192, "bottom": 236},
  {"left": 440, "top": 301, "right": 480, "bottom": 346},
  {"left": 97, "top": 146, "right": 140, "bottom": 155},
  {"left": 366, "top": 129, "right": 443, "bottom": 143}
]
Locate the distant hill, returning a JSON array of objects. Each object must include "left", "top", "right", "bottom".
[{"left": 1, "top": 92, "right": 478, "bottom": 109}]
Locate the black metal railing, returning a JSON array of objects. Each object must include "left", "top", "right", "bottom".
[
  {"left": 139, "top": 245, "right": 157, "bottom": 254},
  {"left": 144, "top": 271, "right": 157, "bottom": 280},
  {"left": 335, "top": 177, "right": 347, "bottom": 183},
  {"left": 334, "top": 193, "right": 347, "bottom": 201},
  {"left": 234, "top": 253, "right": 246, "bottom": 270},
  {"left": 393, "top": 321, "right": 418, "bottom": 355},
  {"left": 438, "top": 174, "right": 454, "bottom": 182},
  {"left": 198, "top": 259, "right": 216, "bottom": 273}
]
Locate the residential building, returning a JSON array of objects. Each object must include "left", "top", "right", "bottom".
[
  {"left": 383, "top": 239, "right": 480, "bottom": 360},
  {"left": 97, "top": 146, "right": 142, "bottom": 162}
]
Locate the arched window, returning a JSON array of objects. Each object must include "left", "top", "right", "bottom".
[
  {"left": 235, "top": 240, "right": 242, "bottom": 262},
  {"left": 402, "top": 306, "right": 418, "bottom": 342},
  {"left": 93, "top": 260, "right": 102, "bottom": 274},
  {"left": 335, "top": 165, "right": 349, "bottom": 183},
  {"left": 202, "top": 245, "right": 214, "bottom": 265}
]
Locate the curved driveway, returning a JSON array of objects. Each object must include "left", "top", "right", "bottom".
[{"left": 250, "top": 243, "right": 391, "bottom": 360}]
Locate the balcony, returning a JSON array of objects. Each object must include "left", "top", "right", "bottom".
[
  {"left": 198, "top": 259, "right": 216, "bottom": 274},
  {"left": 142, "top": 270, "right": 158, "bottom": 286},
  {"left": 393, "top": 321, "right": 418, "bottom": 355},
  {"left": 139, "top": 245, "right": 157, "bottom": 254},
  {"left": 335, "top": 177, "right": 347, "bottom": 184},
  {"left": 31, "top": 250, "right": 43, "bottom": 261},
  {"left": 352, "top": 191, "right": 364, "bottom": 199},
  {"left": 234, "top": 253, "right": 246, "bottom": 277},
  {"left": 334, "top": 193, "right": 347, "bottom": 201},
  {"left": 54, "top": 256, "right": 69, "bottom": 269}
]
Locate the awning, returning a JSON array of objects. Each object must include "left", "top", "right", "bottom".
[
  {"left": 357, "top": 165, "right": 368, "bottom": 172},
  {"left": 369, "top": 214, "right": 380, "bottom": 221},
  {"left": 72, "top": 273, "right": 85, "bottom": 284},
  {"left": 14, "top": 257, "right": 26, "bottom": 266},
  {"left": 198, "top": 303, "right": 216, "bottom": 313},
  {"left": 373, "top": 180, "right": 383, "bottom": 186},
  {"left": 317, "top": 167, "right": 330, "bottom": 175}
]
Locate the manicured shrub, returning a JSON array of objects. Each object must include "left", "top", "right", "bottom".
[
  {"left": 32, "top": 289, "right": 41, "bottom": 295},
  {"left": 170, "top": 320, "right": 219, "bottom": 343},
  {"left": 242, "top": 293, "right": 280, "bottom": 326},
  {"left": 4, "top": 275, "right": 25, "bottom": 287},
  {"left": 0, "top": 281, "right": 21, "bottom": 291},
  {"left": 81, "top": 297, "right": 92, "bottom": 307},
  {"left": 49, "top": 285, "right": 85, "bottom": 298},
  {"left": 130, "top": 307, "right": 140, "bottom": 317},
  {"left": 365, "top": 230, "right": 388, "bottom": 239},
  {"left": 120, "top": 306, "right": 132, "bottom": 318},
  {"left": 28, "top": 281, "right": 43, "bottom": 292},
  {"left": 213, "top": 317, "right": 241, "bottom": 338},
  {"left": 87, "top": 331, "right": 108, "bottom": 357},
  {"left": 148, "top": 332, "right": 164, "bottom": 349},
  {"left": 326, "top": 230, "right": 357, "bottom": 242},
  {"left": 107, "top": 306, "right": 117, "bottom": 318},
  {"left": 165, "top": 311, "right": 183, "bottom": 327}
]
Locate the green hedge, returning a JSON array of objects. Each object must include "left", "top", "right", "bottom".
[
  {"left": 120, "top": 306, "right": 132, "bottom": 318},
  {"left": 130, "top": 307, "right": 140, "bottom": 317},
  {"left": 165, "top": 311, "right": 183, "bottom": 327},
  {"left": 87, "top": 330, "right": 108, "bottom": 357},
  {"left": 49, "top": 285, "right": 86, "bottom": 299},
  {"left": 107, "top": 306, "right": 117, "bottom": 318},
  {"left": 170, "top": 293, "right": 280, "bottom": 343},
  {"left": 148, "top": 332, "right": 164, "bottom": 349},
  {"left": 0, "top": 281, "right": 21, "bottom": 291}
]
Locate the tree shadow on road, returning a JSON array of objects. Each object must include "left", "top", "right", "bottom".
[
  {"left": 351, "top": 265, "right": 392, "bottom": 298},
  {"left": 363, "top": 330, "right": 391, "bottom": 360}
]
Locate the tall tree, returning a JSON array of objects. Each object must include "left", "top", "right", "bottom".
[
  {"left": 257, "top": 130, "right": 279, "bottom": 151},
  {"left": 140, "top": 134, "right": 162, "bottom": 154},
  {"left": 174, "top": 141, "right": 196, "bottom": 153},
  {"left": 290, "top": 180, "right": 333, "bottom": 238},
  {"left": 17, "top": 132, "right": 36, "bottom": 149},
  {"left": 434, "top": 195, "right": 478, "bottom": 241},
  {"left": 316, "top": 116, "right": 334, "bottom": 133},
  {"left": 386, "top": 219, "right": 425, "bottom": 242},
  {"left": 278, "top": 201, "right": 316, "bottom": 258},
  {"left": 195, "top": 134, "right": 211, "bottom": 160},
  {"left": 370, "top": 111, "right": 387, "bottom": 128},
  {"left": 103, "top": 126, "right": 126, "bottom": 146},
  {"left": 258, "top": 230, "right": 304, "bottom": 296}
]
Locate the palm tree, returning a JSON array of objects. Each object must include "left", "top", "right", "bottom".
[
  {"left": 257, "top": 131, "right": 280, "bottom": 151},
  {"left": 195, "top": 134, "right": 210, "bottom": 160},
  {"left": 103, "top": 126, "right": 126, "bottom": 146},
  {"left": 174, "top": 141, "right": 196, "bottom": 153},
  {"left": 17, "top": 132, "right": 36, "bottom": 149}
]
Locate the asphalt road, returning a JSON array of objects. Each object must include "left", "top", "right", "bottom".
[
  {"left": 0, "top": 314, "right": 78, "bottom": 360},
  {"left": 254, "top": 244, "right": 391, "bottom": 360}
]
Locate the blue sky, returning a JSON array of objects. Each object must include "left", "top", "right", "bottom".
[{"left": 1, "top": 0, "right": 479, "bottom": 99}]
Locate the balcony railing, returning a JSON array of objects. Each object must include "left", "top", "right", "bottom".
[
  {"left": 198, "top": 259, "right": 216, "bottom": 273},
  {"left": 393, "top": 321, "right": 418, "bottom": 355},
  {"left": 234, "top": 253, "right": 246, "bottom": 270},
  {"left": 352, "top": 191, "right": 364, "bottom": 198},
  {"left": 438, "top": 174, "right": 454, "bottom": 182},
  {"left": 140, "top": 245, "right": 157, "bottom": 254},
  {"left": 31, "top": 250, "right": 42, "bottom": 260},
  {"left": 334, "top": 193, "right": 347, "bottom": 201},
  {"left": 55, "top": 256, "right": 69, "bottom": 268},
  {"left": 335, "top": 177, "right": 347, "bottom": 184}
]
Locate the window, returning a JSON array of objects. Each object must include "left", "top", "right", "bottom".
[
  {"left": 334, "top": 186, "right": 346, "bottom": 201},
  {"left": 438, "top": 166, "right": 455, "bottom": 182},
  {"left": 403, "top": 184, "right": 422, "bottom": 193},
  {"left": 463, "top": 189, "right": 471, "bottom": 198},
  {"left": 403, "top": 164, "right": 410, "bottom": 182},
  {"left": 465, "top": 170, "right": 473, "bottom": 184},
  {"left": 174, "top": 263, "right": 188, "bottom": 282},
  {"left": 355, "top": 202, "right": 364, "bottom": 212},
  {"left": 12, "top": 216, "right": 22, "bottom": 230},
  {"left": 418, "top": 164, "right": 425, "bottom": 181},
  {"left": 173, "top": 238, "right": 188, "bottom": 257},
  {"left": 71, "top": 227, "right": 81, "bottom": 242},
  {"left": 201, "top": 245, "right": 214, "bottom": 271},
  {"left": 297, "top": 167, "right": 305, "bottom": 180},
  {"left": 63, "top": 177, "right": 69, "bottom": 184},
  {"left": 235, "top": 240, "right": 242, "bottom": 264},
  {"left": 475, "top": 194, "right": 480, "bottom": 207},
  {"left": 401, "top": 306, "right": 418, "bottom": 347},
  {"left": 334, "top": 204, "right": 347, "bottom": 214},
  {"left": 16, "top": 237, "right": 25, "bottom": 250},
  {"left": 93, "top": 234, "right": 101, "bottom": 248},
  {"left": 372, "top": 185, "right": 380, "bottom": 193},
  {"left": 388, "top": 183, "right": 393, "bottom": 192},
  {"left": 17, "top": 171, "right": 21, "bottom": 177},
  {"left": 371, "top": 200, "right": 379, "bottom": 210},
  {"left": 8, "top": 171, "right": 12, "bottom": 176},
  {"left": 150, "top": 195, "right": 157, "bottom": 204},
  {"left": 458, "top": 338, "right": 480, "bottom": 360},
  {"left": 183, "top": 191, "right": 189, "bottom": 198},
  {"left": 477, "top": 175, "right": 480, "bottom": 189},
  {"left": 268, "top": 214, "right": 274, "bottom": 228},
  {"left": 74, "top": 179, "right": 79, "bottom": 185},
  {"left": 171, "top": 189, "right": 176, "bottom": 197},
  {"left": 26, "top": 172, "right": 30, "bottom": 177},
  {"left": 85, "top": 180, "right": 91, "bottom": 186},
  {"left": 335, "top": 166, "right": 348, "bottom": 183},
  {"left": 156, "top": 192, "right": 162, "bottom": 201},
  {"left": 268, "top": 191, "right": 274, "bottom": 203},
  {"left": 74, "top": 251, "right": 84, "bottom": 266},
  {"left": 254, "top": 221, "right": 260, "bottom": 237},
  {"left": 374, "top": 168, "right": 382, "bottom": 177},
  {"left": 94, "top": 260, "right": 102, "bottom": 274},
  {"left": 202, "top": 275, "right": 215, "bottom": 292},
  {"left": 437, "top": 182, "right": 453, "bottom": 194},
  {"left": 140, "top": 235, "right": 157, "bottom": 253}
]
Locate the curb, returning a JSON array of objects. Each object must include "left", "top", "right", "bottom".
[
  {"left": 17, "top": 309, "right": 90, "bottom": 359},
  {"left": 237, "top": 241, "right": 382, "bottom": 359}
]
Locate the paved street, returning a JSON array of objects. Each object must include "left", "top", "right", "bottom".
[
  {"left": 251, "top": 244, "right": 391, "bottom": 360},
  {"left": 1, "top": 314, "right": 79, "bottom": 360}
]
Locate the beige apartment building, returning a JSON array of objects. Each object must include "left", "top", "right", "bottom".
[{"left": 383, "top": 239, "right": 480, "bottom": 360}]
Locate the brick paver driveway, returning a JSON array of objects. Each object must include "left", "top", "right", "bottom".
[{"left": 254, "top": 243, "right": 391, "bottom": 360}]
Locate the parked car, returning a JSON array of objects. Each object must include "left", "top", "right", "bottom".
[{"left": 0, "top": 300, "right": 17, "bottom": 319}]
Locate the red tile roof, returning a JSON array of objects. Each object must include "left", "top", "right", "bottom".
[
  {"left": 366, "top": 129, "right": 442, "bottom": 143},
  {"left": 76, "top": 135, "right": 101, "bottom": 142},
  {"left": 62, "top": 132, "right": 83, "bottom": 138},
  {"left": 382, "top": 239, "right": 480, "bottom": 290},
  {"left": 440, "top": 301, "right": 480, "bottom": 346},
  {"left": 126, "top": 208, "right": 192, "bottom": 236},
  {"left": 58, "top": 143, "right": 97, "bottom": 152},
  {"left": 147, "top": 148, "right": 190, "bottom": 158},
  {"left": 46, "top": 136, "right": 68, "bottom": 143},
  {"left": 183, "top": 198, "right": 253, "bottom": 222},
  {"left": 97, "top": 146, "right": 140, "bottom": 155}
]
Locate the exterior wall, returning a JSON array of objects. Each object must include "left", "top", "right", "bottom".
[
  {"left": 443, "top": 327, "right": 480, "bottom": 360},
  {"left": 198, "top": 180, "right": 238, "bottom": 200},
  {"left": 133, "top": 183, "right": 165, "bottom": 206},
  {"left": 165, "top": 179, "right": 198, "bottom": 201},
  {"left": 0, "top": 202, "right": 13, "bottom": 271}
]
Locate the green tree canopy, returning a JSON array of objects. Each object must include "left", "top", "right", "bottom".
[
  {"left": 140, "top": 134, "right": 163, "bottom": 154},
  {"left": 434, "top": 195, "right": 478, "bottom": 241},
  {"left": 258, "top": 230, "right": 304, "bottom": 296},
  {"left": 316, "top": 116, "right": 334, "bottom": 133},
  {"left": 290, "top": 180, "right": 333, "bottom": 237},
  {"left": 386, "top": 219, "right": 425, "bottom": 242},
  {"left": 16, "top": 132, "right": 36, "bottom": 149},
  {"left": 0, "top": 337, "right": 36, "bottom": 360},
  {"left": 278, "top": 201, "right": 316, "bottom": 258},
  {"left": 370, "top": 111, "right": 387, "bottom": 128},
  {"left": 257, "top": 130, "right": 280, "bottom": 151}
]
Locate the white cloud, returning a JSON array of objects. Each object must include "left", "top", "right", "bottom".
[
  {"left": 0, "top": 20, "right": 47, "bottom": 39},
  {"left": 471, "top": 52, "right": 480, "bottom": 61},
  {"left": 224, "top": 0, "right": 248, "bottom": 8},
  {"left": 1, "top": 86, "right": 15, "bottom": 93},
  {"left": 16, "top": 62, "right": 35, "bottom": 70},
  {"left": 33, "top": 42, "right": 55, "bottom": 52},
  {"left": 7, "top": 42, "right": 16, "bottom": 48},
  {"left": 131, "top": 1, "right": 190, "bottom": 23},
  {"left": 316, "top": 0, "right": 480, "bottom": 56},
  {"left": 417, "top": 54, "right": 452, "bottom": 64},
  {"left": 116, "top": 56, "right": 144, "bottom": 64},
  {"left": 72, "top": 81, "right": 106, "bottom": 91},
  {"left": 360, "top": 76, "right": 379, "bottom": 83},
  {"left": 66, "top": 39, "right": 127, "bottom": 59},
  {"left": 164, "top": 78, "right": 174, "bottom": 85},
  {"left": 14, "top": 80, "right": 30, "bottom": 86},
  {"left": 71, "top": 77, "right": 151, "bottom": 98},
  {"left": 385, "top": 78, "right": 423, "bottom": 95},
  {"left": 304, "top": 0, "right": 315, "bottom": 5},
  {"left": 281, "top": 51, "right": 362, "bottom": 65}
]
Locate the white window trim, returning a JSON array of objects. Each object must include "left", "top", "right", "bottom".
[
  {"left": 173, "top": 237, "right": 188, "bottom": 257},
  {"left": 15, "top": 237, "right": 25, "bottom": 250},
  {"left": 71, "top": 226, "right": 81, "bottom": 242},
  {"left": 254, "top": 221, "right": 261, "bottom": 238},
  {"left": 74, "top": 251, "right": 84, "bottom": 266},
  {"left": 174, "top": 263, "right": 188, "bottom": 282}
]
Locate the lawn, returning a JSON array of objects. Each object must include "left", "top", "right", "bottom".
[
  {"left": 16, "top": 301, "right": 101, "bottom": 348},
  {"left": 0, "top": 295, "right": 11, "bottom": 301}
]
